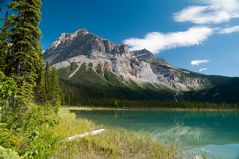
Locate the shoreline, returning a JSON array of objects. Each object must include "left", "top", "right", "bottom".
[
  {"left": 53, "top": 110, "right": 178, "bottom": 158},
  {"left": 62, "top": 106, "right": 239, "bottom": 112},
  {"left": 59, "top": 107, "right": 239, "bottom": 158}
]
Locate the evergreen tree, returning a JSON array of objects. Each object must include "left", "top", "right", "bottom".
[
  {"left": 5, "top": 0, "right": 43, "bottom": 103},
  {"left": 44, "top": 63, "right": 61, "bottom": 106},
  {"left": 34, "top": 65, "right": 46, "bottom": 104},
  {"left": 44, "top": 62, "right": 51, "bottom": 100},
  {"left": 0, "top": 0, "right": 44, "bottom": 125},
  {"left": 50, "top": 67, "right": 61, "bottom": 106},
  {"left": 0, "top": 10, "right": 9, "bottom": 73},
  {"left": 34, "top": 62, "right": 62, "bottom": 106}
]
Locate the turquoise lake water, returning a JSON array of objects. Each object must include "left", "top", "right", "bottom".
[{"left": 71, "top": 109, "right": 239, "bottom": 159}]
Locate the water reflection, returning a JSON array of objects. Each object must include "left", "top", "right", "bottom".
[{"left": 71, "top": 109, "right": 239, "bottom": 148}]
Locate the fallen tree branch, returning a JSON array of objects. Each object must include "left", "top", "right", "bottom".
[{"left": 63, "top": 129, "right": 106, "bottom": 142}]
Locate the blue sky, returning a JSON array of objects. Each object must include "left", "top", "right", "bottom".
[{"left": 1, "top": 0, "right": 239, "bottom": 77}]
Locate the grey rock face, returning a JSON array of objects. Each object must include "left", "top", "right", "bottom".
[
  {"left": 44, "top": 29, "right": 131, "bottom": 65},
  {"left": 131, "top": 49, "right": 210, "bottom": 90},
  {"left": 44, "top": 29, "right": 211, "bottom": 91}
]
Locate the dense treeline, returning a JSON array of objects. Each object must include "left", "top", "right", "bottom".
[
  {"left": 0, "top": 0, "right": 61, "bottom": 158},
  {"left": 116, "top": 100, "right": 239, "bottom": 109},
  {"left": 63, "top": 97, "right": 239, "bottom": 110},
  {"left": 35, "top": 62, "right": 62, "bottom": 106}
]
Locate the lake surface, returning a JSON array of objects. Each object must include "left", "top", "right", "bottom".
[{"left": 71, "top": 109, "right": 239, "bottom": 159}]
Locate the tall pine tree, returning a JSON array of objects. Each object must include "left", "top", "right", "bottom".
[
  {"left": 1, "top": 0, "right": 62, "bottom": 108},
  {"left": 1, "top": 0, "right": 44, "bottom": 124},
  {"left": 43, "top": 63, "right": 61, "bottom": 106},
  {"left": 34, "top": 65, "right": 46, "bottom": 104},
  {"left": 50, "top": 67, "right": 61, "bottom": 106},
  {"left": 6, "top": 0, "right": 43, "bottom": 103},
  {"left": 0, "top": 10, "right": 9, "bottom": 73},
  {"left": 44, "top": 62, "right": 51, "bottom": 100}
]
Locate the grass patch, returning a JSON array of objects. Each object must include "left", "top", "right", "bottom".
[{"left": 52, "top": 109, "right": 178, "bottom": 159}]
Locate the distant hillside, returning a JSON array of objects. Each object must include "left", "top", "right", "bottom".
[{"left": 184, "top": 75, "right": 239, "bottom": 103}]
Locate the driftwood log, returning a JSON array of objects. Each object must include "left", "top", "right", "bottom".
[{"left": 63, "top": 129, "right": 106, "bottom": 142}]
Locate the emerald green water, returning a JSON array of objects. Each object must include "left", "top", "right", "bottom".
[{"left": 71, "top": 109, "right": 239, "bottom": 159}]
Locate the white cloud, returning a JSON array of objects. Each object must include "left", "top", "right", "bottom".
[
  {"left": 198, "top": 68, "right": 208, "bottom": 72},
  {"left": 219, "top": 25, "right": 239, "bottom": 34},
  {"left": 191, "top": 59, "right": 209, "bottom": 66},
  {"left": 124, "top": 27, "right": 213, "bottom": 53},
  {"left": 174, "top": 0, "right": 239, "bottom": 24}
]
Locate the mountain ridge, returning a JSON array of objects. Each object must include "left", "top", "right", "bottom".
[
  {"left": 43, "top": 29, "right": 239, "bottom": 105},
  {"left": 44, "top": 29, "right": 211, "bottom": 92}
]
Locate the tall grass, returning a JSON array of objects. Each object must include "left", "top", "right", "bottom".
[{"left": 52, "top": 109, "right": 178, "bottom": 159}]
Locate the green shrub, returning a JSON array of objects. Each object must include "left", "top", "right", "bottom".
[
  {"left": 0, "top": 146, "right": 21, "bottom": 159},
  {"left": 0, "top": 103, "right": 60, "bottom": 159},
  {"left": 0, "top": 71, "right": 17, "bottom": 104}
]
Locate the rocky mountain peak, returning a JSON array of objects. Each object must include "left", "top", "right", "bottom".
[
  {"left": 132, "top": 49, "right": 167, "bottom": 66},
  {"left": 44, "top": 29, "right": 211, "bottom": 92},
  {"left": 132, "top": 49, "right": 153, "bottom": 58},
  {"left": 44, "top": 29, "right": 131, "bottom": 65}
]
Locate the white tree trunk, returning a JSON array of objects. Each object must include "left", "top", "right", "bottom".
[{"left": 63, "top": 129, "right": 106, "bottom": 142}]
